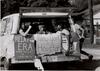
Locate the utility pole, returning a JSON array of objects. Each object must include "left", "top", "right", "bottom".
[
  {"left": 88, "top": 0, "right": 94, "bottom": 44},
  {"left": 0, "top": 0, "right": 1, "bottom": 19}
]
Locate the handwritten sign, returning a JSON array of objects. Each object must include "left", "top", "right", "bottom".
[
  {"left": 14, "top": 35, "right": 35, "bottom": 61},
  {"left": 34, "top": 34, "right": 62, "bottom": 56}
]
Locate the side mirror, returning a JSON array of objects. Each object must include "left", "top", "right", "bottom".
[{"left": 0, "top": 33, "right": 4, "bottom": 36}]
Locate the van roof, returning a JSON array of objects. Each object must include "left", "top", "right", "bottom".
[
  {"left": 22, "top": 12, "right": 68, "bottom": 17},
  {"left": 2, "top": 12, "right": 68, "bottom": 20}
]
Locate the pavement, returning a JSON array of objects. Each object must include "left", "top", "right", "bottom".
[
  {"left": 81, "top": 37, "right": 100, "bottom": 60},
  {"left": 82, "top": 47, "right": 100, "bottom": 60}
]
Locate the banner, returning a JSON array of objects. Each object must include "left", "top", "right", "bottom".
[{"left": 34, "top": 34, "right": 61, "bottom": 56}]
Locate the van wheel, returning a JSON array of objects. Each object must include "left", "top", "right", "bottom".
[{"left": 1, "top": 57, "right": 11, "bottom": 70}]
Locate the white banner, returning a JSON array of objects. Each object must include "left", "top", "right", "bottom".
[{"left": 34, "top": 34, "right": 61, "bottom": 56}]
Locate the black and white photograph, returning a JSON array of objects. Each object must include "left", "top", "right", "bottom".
[{"left": 0, "top": 0, "right": 100, "bottom": 71}]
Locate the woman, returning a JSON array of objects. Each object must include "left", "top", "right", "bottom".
[
  {"left": 19, "top": 23, "right": 32, "bottom": 36},
  {"left": 56, "top": 24, "right": 70, "bottom": 55},
  {"left": 68, "top": 15, "right": 93, "bottom": 60},
  {"left": 37, "top": 24, "right": 46, "bottom": 34},
  {"left": 68, "top": 15, "right": 80, "bottom": 55}
]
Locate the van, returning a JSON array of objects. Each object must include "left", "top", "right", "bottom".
[{"left": 0, "top": 7, "right": 80, "bottom": 70}]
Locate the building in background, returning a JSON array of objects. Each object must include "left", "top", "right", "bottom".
[{"left": 93, "top": 11, "right": 100, "bottom": 44}]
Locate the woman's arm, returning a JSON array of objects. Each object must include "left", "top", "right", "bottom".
[
  {"left": 19, "top": 26, "right": 32, "bottom": 36},
  {"left": 68, "top": 15, "right": 76, "bottom": 32},
  {"left": 68, "top": 15, "right": 74, "bottom": 25},
  {"left": 79, "top": 27, "right": 84, "bottom": 38}
]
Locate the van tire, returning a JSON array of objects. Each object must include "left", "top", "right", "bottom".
[{"left": 1, "top": 57, "right": 11, "bottom": 70}]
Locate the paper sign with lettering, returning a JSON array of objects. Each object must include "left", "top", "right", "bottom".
[
  {"left": 34, "top": 34, "right": 61, "bottom": 56},
  {"left": 14, "top": 35, "right": 35, "bottom": 61}
]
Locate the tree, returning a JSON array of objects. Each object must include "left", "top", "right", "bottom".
[
  {"left": 1, "top": 0, "right": 100, "bottom": 18},
  {"left": 69, "top": 0, "right": 100, "bottom": 12}
]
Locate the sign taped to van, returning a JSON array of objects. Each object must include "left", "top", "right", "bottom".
[
  {"left": 34, "top": 34, "right": 62, "bottom": 56},
  {"left": 14, "top": 35, "right": 35, "bottom": 61}
]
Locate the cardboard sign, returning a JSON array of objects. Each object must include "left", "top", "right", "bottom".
[
  {"left": 14, "top": 35, "right": 35, "bottom": 61},
  {"left": 34, "top": 34, "right": 61, "bottom": 56}
]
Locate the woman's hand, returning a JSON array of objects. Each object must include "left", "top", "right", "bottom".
[
  {"left": 69, "top": 15, "right": 71, "bottom": 19},
  {"left": 29, "top": 25, "right": 32, "bottom": 29}
]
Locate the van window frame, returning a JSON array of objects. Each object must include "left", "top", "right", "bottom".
[{"left": 2, "top": 16, "right": 13, "bottom": 34}]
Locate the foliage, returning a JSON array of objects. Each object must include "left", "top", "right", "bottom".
[
  {"left": 1, "top": 0, "right": 100, "bottom": 18},
  {"left": 1, "top": 0, "right": 70, "bottom": 17}
]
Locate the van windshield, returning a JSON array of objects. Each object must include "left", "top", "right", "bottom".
[{"left": 19, "top": 17, "right": 70, "bottom": 35}]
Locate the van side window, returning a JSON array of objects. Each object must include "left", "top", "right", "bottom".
[
  {"left": 2, "top": 17, "right": 12, "bottom": 34},
  {"left": 0, "top": 20, "right": 4, "bottom": 35},
  {"left": 1, "top": 19, "right": 7, "bottom": 34}
]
